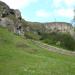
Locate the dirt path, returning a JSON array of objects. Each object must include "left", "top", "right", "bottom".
[{"left": 32, "top": 40, "right": 75, "bottom": 56}]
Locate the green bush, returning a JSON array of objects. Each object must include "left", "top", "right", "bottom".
[
  {"left": 24, "top": 31, "right": 41, "bottom": 40},
  {"left": 40, "top": 32, "right": 75, "bottom": 51}
]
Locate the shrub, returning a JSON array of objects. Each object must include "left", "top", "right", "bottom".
[{"left": 40, "top": 32, "right": 75, "bottom": 51}]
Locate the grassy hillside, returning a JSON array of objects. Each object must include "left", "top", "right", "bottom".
[{"left": 0, "top": 27, "right": 75, "bottom": 75}]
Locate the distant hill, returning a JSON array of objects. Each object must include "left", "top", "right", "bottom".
[{"left": 44, "top": 22, "right": 73, "bottom": 32}]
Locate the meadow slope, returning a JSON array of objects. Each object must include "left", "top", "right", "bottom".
[{"left": 0, "top": 27, "right": 75, "bottom": 75}]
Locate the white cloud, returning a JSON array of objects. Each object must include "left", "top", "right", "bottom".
[
  {"left": 51, "top": 0, "right": 74, "bottom": 19},
  {"left": 64, "top": 0, "right": 75, "bottom": 7},
  {"left": 0, "top": 0, "right": 38, "bottom": 9},
  {"left": 56, "top": 9, "right": 74, "bottom": 18},
  {"left": 36, "top": 8, "right": 74, "bottom": 19},
  {"left": 36, "top": 10, "right": 51, "bottom": 18},
  {"left": 52, "top": 0, "right": 75, "bottom": 8},
  {"left": 52, "top": 0, "right": 62, "bottom": 8}
]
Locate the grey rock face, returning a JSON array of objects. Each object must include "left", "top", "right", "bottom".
[
  {"left": 0, "top": 1, "right": 9, "bottom": 9},
  {"left": 0, "top": 18, "right": 14, "bottom": 27},
  {"left": 0, "top": 1, "right": 24, "bottom": 35},
  {"left": 0, "top": 1, "right": 10, "bottom": 17},
  {"left": 14, "top": 9, "right": 21, "bottom": 20}
]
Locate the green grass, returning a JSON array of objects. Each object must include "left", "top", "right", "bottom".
[{"left": 0, "top": 27, "right": 75, "bottom": 75}]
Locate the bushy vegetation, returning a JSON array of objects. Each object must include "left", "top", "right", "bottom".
[
  {"left": 40, "top": 32, "right": 75, "bottom": 51},
  {"left": 25, "top": 31, "right": 41, "bottom": 40}
]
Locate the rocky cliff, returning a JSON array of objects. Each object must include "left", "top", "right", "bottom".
[
  {"left": 0, "top": 1, "right": 24, "bottom": 35},
  {"left": 0, "top": 1, "right": 74, "bottom": 37}
]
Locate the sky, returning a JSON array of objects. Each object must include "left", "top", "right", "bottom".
[{"left": 0, "top": 0, "right": 75, "bottom": 23}]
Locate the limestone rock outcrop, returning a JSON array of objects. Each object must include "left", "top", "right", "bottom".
[{"left": 0, "top": 1, "right": 24, "bottom": 35}]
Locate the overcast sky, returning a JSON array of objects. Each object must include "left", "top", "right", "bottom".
[{"left": 0, "top": 0, "right": 75, "bottom": 23}]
